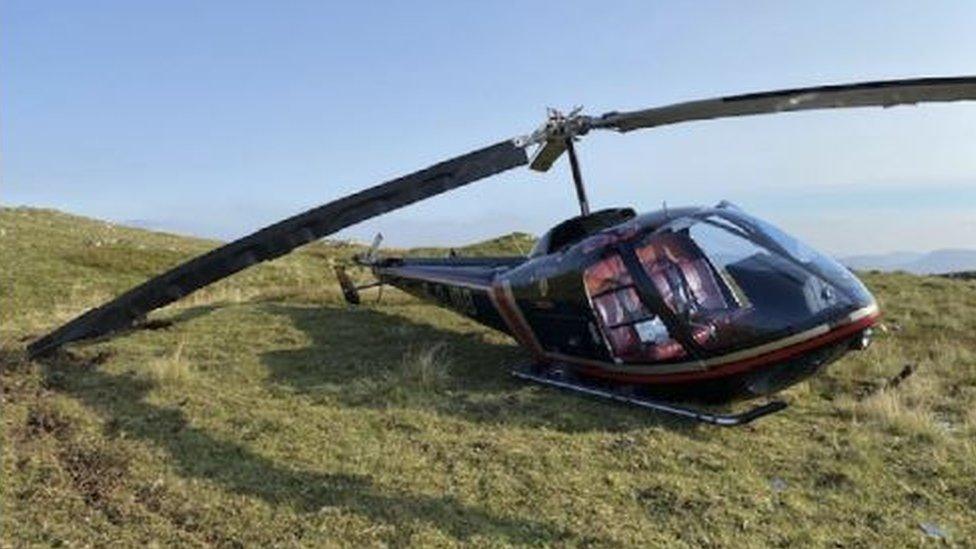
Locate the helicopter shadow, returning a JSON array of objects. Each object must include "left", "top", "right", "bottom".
[
  {"left": 260, "top": 303, "right": 703, "bottom": 434},
  {"left": 36, "top": 349, "right": 575, "bottom": 544}
]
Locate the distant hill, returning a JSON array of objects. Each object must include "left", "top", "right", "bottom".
[
  {"left": 406, "top": 231, "right": 537, "bottom": 258},
  {"left": 842, "top": 248, "right": 976, "bottom": 275}
]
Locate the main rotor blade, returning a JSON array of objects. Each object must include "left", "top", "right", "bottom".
[
  {"left": 592, "top": 76, "right": 976, "bottom": 132},
  {"left": 28, "top": 140, "right": 527, "bottom": 358}
]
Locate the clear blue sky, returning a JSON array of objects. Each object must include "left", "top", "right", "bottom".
[{"left": 3, "top": 1, "right": 975, "bottom": 255}]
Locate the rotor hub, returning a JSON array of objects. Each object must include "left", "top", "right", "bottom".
[{"left": 513, "top": 107, "right": 591, "bottom": 149}]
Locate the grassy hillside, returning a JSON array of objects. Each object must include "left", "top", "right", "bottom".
[
  {"left": 406, "top": 232, "right": 537, "bottom": 258},
  {"left": 2, "top": 207, "right": 975, "bottom": 547}
]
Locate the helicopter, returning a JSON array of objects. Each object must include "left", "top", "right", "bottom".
[{"left": 29, "top": 76, "right": 976, "bottom": 425}]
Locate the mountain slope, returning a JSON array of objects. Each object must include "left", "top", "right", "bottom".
[
  {"left": 2, "top": 207, "right": 975, "bottom": 546},
  {"left": 843, "top": 248, "right": 976, "bottom": 274}
]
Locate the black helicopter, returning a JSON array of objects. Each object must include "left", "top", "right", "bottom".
[{"left": 30, "top": 76, "right": 976, "bottom": 425}]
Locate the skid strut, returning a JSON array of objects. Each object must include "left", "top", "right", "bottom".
[{"left": 511, "top": 364, "right": 787, "bottom": 426}]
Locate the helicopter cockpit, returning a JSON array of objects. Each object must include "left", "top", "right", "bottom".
[{"left": 583, "top": 205, "right": 875, "bottom": 364}]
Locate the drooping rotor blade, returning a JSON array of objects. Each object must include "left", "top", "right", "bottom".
[
  {"left": 591, "top": 76, "right": 976, "bottom": 132},
  {"left": 28, "top": 140, "right": 528, "bottom": 358}
]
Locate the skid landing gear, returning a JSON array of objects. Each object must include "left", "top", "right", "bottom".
[{"left": 510, "top": 363, "right": 788, "bottom": 426}]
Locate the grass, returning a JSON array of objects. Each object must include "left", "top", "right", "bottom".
[
  {"left": 2, "top": 206, "right": 975, "bottom": 546},
  {"left": 407, "top": 232, "right": 537, "bottom": 258},
  {"left": 147, "top": 339, "right": 193, "bottom": 385}
]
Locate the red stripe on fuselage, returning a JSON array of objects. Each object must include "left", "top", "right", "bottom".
[
  {"left": 573, "top": 312, "right": 880, "bottom": 385},
  {"left": 489, "top": 281, "right": 546, "bottom": 360}
]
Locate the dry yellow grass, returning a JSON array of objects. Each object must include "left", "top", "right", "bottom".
[
  {"left": 396, "top": 342, "right": 452, "bottom": 391},
  {"left": 146, "top": 339, "right": 192, "bottom": 385}
]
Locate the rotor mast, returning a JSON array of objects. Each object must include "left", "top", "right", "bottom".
[{"left": 564, "top": 137, "right": 590, "bottom": 216}]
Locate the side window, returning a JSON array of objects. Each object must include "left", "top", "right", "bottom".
[
  {"left": 634, "top": 231, "right": 734, "bottom": 317},
  {"left": 633, "top": 230, "right": 747, "bottom": 352},
  {"left": 583, "top": 253, "right": 686, "bottom": 363}
]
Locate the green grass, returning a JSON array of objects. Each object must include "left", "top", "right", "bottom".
[
  {"left": 2, "top": 206, "right": 975, "bottom": 546},
  {"left": 407, "top": 232, "right": 537, "bottom": 258}
]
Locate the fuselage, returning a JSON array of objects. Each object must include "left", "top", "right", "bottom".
[{"left": 370, "top": 203, "right": 879, "bottom": 403}]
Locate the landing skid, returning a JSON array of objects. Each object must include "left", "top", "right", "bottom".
[{"left": 510, "top": 364, "right": 788, "bottom": 426}]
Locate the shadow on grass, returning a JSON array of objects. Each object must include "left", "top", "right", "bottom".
[
  {"left": 37, "top": 349, "right": 575, "bottom": 544},
  {"left": 155, "top": 304, "right": 223, "bottom": 326},
  {"left": 260, "top": 303, "right": 699, "bottom": 434}
]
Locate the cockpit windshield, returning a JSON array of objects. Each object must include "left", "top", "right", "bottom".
[
  {"left": 584, "top": 207, "right": 874, "bottom": 364},
  {"left": 715, "top": 208, "right": 874, "bottom": 307}
]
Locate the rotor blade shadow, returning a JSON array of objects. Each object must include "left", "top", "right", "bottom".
[
  {"left": 38, "top": 349, "right": 574, "bottom": 544},
  {"left": 259, "top": 303, "right": 705, "bottom": 434}
]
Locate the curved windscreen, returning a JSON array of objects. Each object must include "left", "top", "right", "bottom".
[
  {"left": 584, "top": 207, "right": 874, "bottom": 364},
  {"left": 717, "top": 209, "right": 875, "bottom": 307}
]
